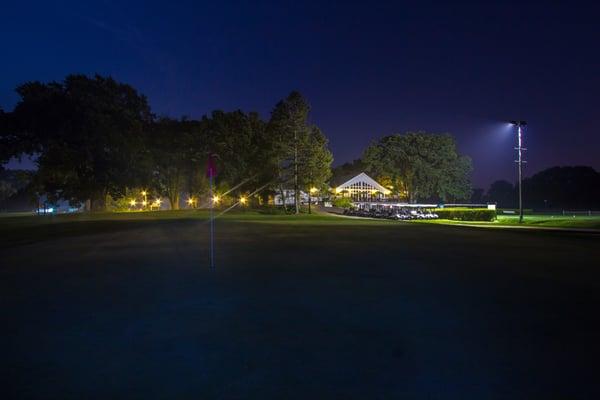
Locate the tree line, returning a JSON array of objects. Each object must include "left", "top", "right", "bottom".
[
  {"left": 474, "top": 166, "right": 600, "bottom": 210},
  {"left": 1, "top": 74, "right": 478, "bottom": 212},
  {"left": 0, "top": 74, "right": 332, "bottom": 212}
]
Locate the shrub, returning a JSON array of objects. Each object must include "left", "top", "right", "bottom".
[
  {"left": 332, "top": 197, "right": 353, "bottom": 209},
  {"left": 434, "top": 208, "right": 496, "bottom": 221},
  {"left": 256, "top": 205, "right": 311, "bottom": 215}
]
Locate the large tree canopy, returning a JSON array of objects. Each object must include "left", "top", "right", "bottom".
[
  {"left": 268, "top": 91, "right": 332, "bottom": 213},
  {"left": 486, "top": 180, "right": 516, "bottom": 208},
  {"left": 298, "top": 126, "right": 333, "bottom": 191},
  {"left": 363, "top": 132, "right": 472, "bottom": 202},
  {"left": 202, "top": 110, "right": 272, "bottom": 195},
  {"left": 2, "top": 75, "right": 333, "bottom": 212},
  {"left": 522, "top": 166, "right": 600, "bottom": 210},
  {"left": 8, "top": 74, "right": 153, "bottom": 209},
  {"left": 149, "top": 117, "right": 206, "bottom": 210}
]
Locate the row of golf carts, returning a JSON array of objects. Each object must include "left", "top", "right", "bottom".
[{"left": 343, "top": 207, "right": 439, "bottom": 220}]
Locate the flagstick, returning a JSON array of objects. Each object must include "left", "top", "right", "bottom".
[{"left": 210, "top": 174, "right": 215, "bottom": 270}]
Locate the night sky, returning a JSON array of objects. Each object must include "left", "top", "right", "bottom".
[{"left": 2, "top": 1, "right": 599, "bottom": 188}]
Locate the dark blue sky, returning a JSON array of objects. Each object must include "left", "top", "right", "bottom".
[{"left": 2, "top": 1, "right": 599, "bottom": 187}]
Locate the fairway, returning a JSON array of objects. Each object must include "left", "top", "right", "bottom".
[{"left": 2, "top": 212, "right": 600, "bottom": 398}]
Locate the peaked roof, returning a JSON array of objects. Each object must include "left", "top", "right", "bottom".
[{"left": 336, "top": 172, "right": 390, "bottom": 194}]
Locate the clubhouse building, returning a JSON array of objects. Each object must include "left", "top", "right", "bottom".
[{"left": 334, "top": 172, "right": 391, "bottom": 202}]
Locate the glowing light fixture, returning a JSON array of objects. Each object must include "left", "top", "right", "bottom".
[
  {"left": 310, "top": 187, "right": 318, "bottom": 194},
  {"left": 213, "top": 195, "right": 220, "bottom": 203},
  {"left": 142, "top": 200, "right": 148, "bottom": 206},
  {"left": 240, "top": 196, "right": 247, "bottom": 204},
  {"left": 129, "top": 200, "right": 136, "bottom": 206}
]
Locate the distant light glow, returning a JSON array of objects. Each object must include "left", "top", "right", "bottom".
[
  {"left": 240, "top": 196, "right": 247, "bottom": 204},
  {"left": 213, "top": 195, "right": 220, "bottom": 203},
  {"left": 129, "top": 200, "right": 136, "bottom": 206},
  {"left": 310, "top": 187, "right": 318, "bottom": 193}
]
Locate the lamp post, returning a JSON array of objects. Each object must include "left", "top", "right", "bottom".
[{"left": 510, "top": 120, "right": 527, "bottom": 223}]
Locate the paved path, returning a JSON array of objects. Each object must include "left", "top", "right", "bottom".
[{"left": 2, "top": 219, "right": 600, "bottom": 399}]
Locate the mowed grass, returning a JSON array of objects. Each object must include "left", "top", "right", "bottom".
[
  {"left": 2, "top": 209, "right": 599, "bottom": 249},
  {"left": 497, "top": 214, "right": 600, "bottom": 229},
  {"left": 3, "top": 207, "right": 600, "bottom": 397},
  {"left": 0, "top": 209, "right": 394, "bottom": 248},
  {"left": 416, "top": 214, "right": 600, "bottom": 229}
]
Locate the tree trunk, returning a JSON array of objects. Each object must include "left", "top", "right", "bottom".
[
  {"left": 294, "top": 130, "right": 299, "bottom": 214},
  {"left": 90, "top": 190, "right": 108, "bottom": 212},
  {"left": 169, "top": 192, "right": 180, "bottom": 210}
]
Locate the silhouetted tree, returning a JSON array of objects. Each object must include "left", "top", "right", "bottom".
[
  {"left": 330, "top": 159, "right": 366, "bottom": 187},
  {"left": 486, "top": 180, "right": 516, "bottom": 208},
  {"left": 298, "top": 126, "right": 333, "bottom": 194},
  {"left": 268, "top": 92, "right": 327, "bottom": 213},
  {"left": 202, "top": 110, "right": 272, "bottom": 199},
  {"left": 8, "top": 74, "right": 152, "bottom": 210},
  {"left": 523, "top": 166, "right": 600, "bottom": 210},
  {"left": 149, "top": 117, "right": 206, "bottom": 209},
  {"left": 470, "top": 188, "right": 485, "bottom": 204}
]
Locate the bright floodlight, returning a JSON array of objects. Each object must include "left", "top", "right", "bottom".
[
  {"left": 129, "top": 200, "right": 136, "bottom": 206},
  {"left": 187, "top": 198, "right": 194, "bottom": 205},
  {"left": 213, "top": 195, "right": 220, "bottom": 203},
  {"left": 509, "top": 120, "right": 527, "bottom": 126},
  {"left": 240, "top": 196, "right": 247, "bottom": 204},
  {"left": 141, "top": 191, "right": 147, "bottom": 196}
]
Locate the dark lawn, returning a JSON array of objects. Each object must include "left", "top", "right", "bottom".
[{"left": 1, "top": 213, "right": 600, "bottom": 399}]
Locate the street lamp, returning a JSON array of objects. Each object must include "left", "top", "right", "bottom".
[
  {"left": 239, "top": 196, "right": 247, "bottom": 205},
  {"left": 141, "top": 191, "right": 148, "bottom": 209},
  {"left": 509, "top": 120, "right": 527, "bottom": 223},
  {"left": 308, "top": 187, "right": 319, "bottom": 214}
]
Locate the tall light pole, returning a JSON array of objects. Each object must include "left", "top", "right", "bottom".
[{"left": 510, "top": 120, "right": 527, "bottom": 223}]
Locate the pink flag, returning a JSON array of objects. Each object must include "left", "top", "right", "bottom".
[{"left": 206, "top": 153, "right": 217, "bottom": 178}]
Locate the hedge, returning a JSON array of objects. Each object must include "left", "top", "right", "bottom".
[{"left": 434, "top": 208, "right": 496, "bottom": 221}]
